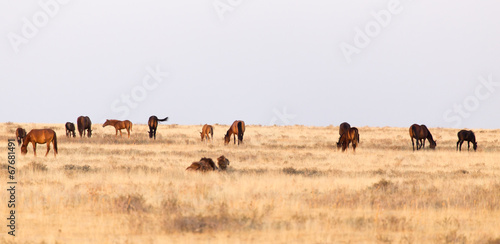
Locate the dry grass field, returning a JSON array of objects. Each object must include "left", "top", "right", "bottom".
[{"left": 1, "top": 122, "right": 499, "bottom": 243}]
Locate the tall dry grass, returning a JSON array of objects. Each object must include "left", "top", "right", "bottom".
[{"left": 0, "top": 123, "right": 499, "bottom": 243}]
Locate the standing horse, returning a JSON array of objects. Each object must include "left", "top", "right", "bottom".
[
  {"left": 200, "top": 124, "right": 214, "bottom": 142},
  {"left": 21, "top": 129, "right": 58, "bottom": 157},
  {"left": 65, "top": 122, "right": 76, "bottom": 137},
  {"left": 457, "top": 130, "right": 477, "bottom": 151},
  {"left": 339, "top": 127, "right": 359, "bottom": 152},
  {"left": 15, "top": 128, "right": 27, "bottom": 146},
  {"left": 224, "top": 120, "right": 245, "bottom": 145},
  {"left": 148, "top": 116, "right": 168, "bottom": 140},
  {"left": 336, "top": 122, "right": 351, "bottom": 148},
  {"left": 77, "top": 116, "right": 92, "bottom": 138},
  {"left": 409, "top": 124, "right": 436, "bottom": 151},
  {"left": 103, "top": 119, "right": 133, "bottom": 138}
]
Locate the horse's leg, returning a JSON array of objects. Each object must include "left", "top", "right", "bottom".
[
  {"left": 127, "top": 128, "right": 130, "bottom": 138},
  {"left": 45, "top": 142, "right": 50, "bottom": 157},
  {"left": 412, "top": 138, "right": 415, "bottom": 151},
  {"left": 457, "top": 140, "right": 460, "bottom": 151},
  {"left": 234, "top": 133, "right": 236, "bottom": 145},
  {"left": 467, "top": 141, "right": 470, "bottom": 151},
  {"left": 33, "top": 143, "right": 37, "bottom": 157}
]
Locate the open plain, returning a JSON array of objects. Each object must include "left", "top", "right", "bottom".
[{"left": 1, "top": 122, "right": 499, "bottom": 243}]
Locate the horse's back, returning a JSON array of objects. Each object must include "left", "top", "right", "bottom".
[
  {"left": 27, "top": 129, "right": 56, "bottom": 143},
  {"left": 339, "top": 122, "right": 351, "bottom": 135}
]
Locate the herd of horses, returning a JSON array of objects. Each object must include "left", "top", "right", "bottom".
[{"left": 14, "top": 117, "right": 479, "bottom": 158}]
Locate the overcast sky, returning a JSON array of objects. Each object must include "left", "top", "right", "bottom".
[{"left": 1, "top": 0, "right": 499, "bottom": 128}]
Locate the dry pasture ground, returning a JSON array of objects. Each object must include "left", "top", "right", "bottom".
[{"left": 0, "top": 122, "right": 499, "bottom": 243}]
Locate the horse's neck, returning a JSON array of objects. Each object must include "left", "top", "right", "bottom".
[
  {"left": 427, "top": 132, "right": 434, "bottom": 142},
  {"left": 22, "top": 134, "right": 30, "bottom": 147}
]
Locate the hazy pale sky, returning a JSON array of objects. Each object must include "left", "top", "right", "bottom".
[{"left": 1, "top": 0, "right": 499, "bottom": 128}]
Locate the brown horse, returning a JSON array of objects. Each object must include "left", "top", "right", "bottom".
[
  {"left": 77, "top": 116, "right": 92, "bottom": 138},
  {"left": 186, "top": 157, "right": 218, "bottom": 171},
  {"left": 15, "top": 128, "right": 27, "bottom": 146},
  {"left": 224, "top": 120, "right": 245, "bottom": 145},
  {"left": 65, "top": 122, "right": 76, "bottom": 137},
  {"left": 103, "top": 119, "right": 133, "bottom": 138},
  {"left": 148, "top": 116, "right": 168, "bottom": 140},
  {"left": 200, "top": 124, "right": 214, "bottom": 142},
  {"left": 336, "top": 122, "right": 351, "bottom": 148},
  {"left": 457, "top": 130, "right": 477, "bottom": 151},
  {"left": 21, "top": 129, "right": 58, "bottom": 157},
  {"left": 339, "top": 127, "right": 359, "bottom": 152},
  {"left": 409, "top": 124, "right": 436, "bottom": 151},
  {"left": 217, "top": 155, "right": 230, "bottom": 171}
]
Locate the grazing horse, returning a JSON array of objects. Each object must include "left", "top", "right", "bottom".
[
  {"left": 148, "top": 116, "right": 168, "bottom": 140},
  {"left": 103, "top": 119, "right": 133, "bottom": 138},
  {"left": 457, "top": 130, "right": 477, "bottom": 151},
  {"left": 77, "top": 116, "right": 92, "bottom": 138},
  {"left": 65, "top": 122, "right": 76, "bottom": 137},
  {"left": 336, "top": 122, "right": 351, "bottom": 148},
  {"left": 186, "top": 157, "right": 218, "bottom": 171},
  {"left": 15, "top": 128, "right": 27, "bottom": 146},
  {"left": 224, "top": 120, "right": 245, "bottom": 145},
  {"left": 21, "top": 129, "right": 58, "bottom": 157},
  {"left": 200, "top": 124, "right": 214, "bottom": 142},
  {"left": 339, "top": 127, "right": 360, "bottom": 152},
  {"left": 409, "top": 124, "right": 436, "bottom": 151},
  {"left": 217, "top": 155, "right": 230, "bottom": 171}
]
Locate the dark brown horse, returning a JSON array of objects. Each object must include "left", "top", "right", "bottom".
[
  {"left": 339, "top": 127, "right": 359, "bottom": 152},
  {"left": 21, "top": 129, "right": 58, "bottom": 157},
  {"left": 224, "top": 120, "right": 245, "bottom": 145},
  {"left": 148, "top": 116, "right": 168, "bottom": 140},
  {"left": 186, "top": 157, "right": 218, "bottom": 171},
  {"left": 200, "top": 124, "right": 214, "bottom": 142},
  {"left": 103, "top": 119, "right": 133, "bottom": 138},
  {"left": 336, "top": 122, "right": 351, "bottom": 148},
  {"left": 457, "top": 130, "right": 477, "bottom": 151},
  {"left": 15, "top": 128, "right": 27, "bottom": 146},
  {"left": 409, "top": 124, "right": 436, "bottom": 151},
  {"left": 77, "top": 116, "right": 92, "bottom": 138},
  {"left": 65, "top": 122, "right": 76, "bottom": 137}
]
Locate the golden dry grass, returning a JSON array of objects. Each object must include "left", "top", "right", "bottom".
[{"left": 0, "top": 122, "right": 499, "bottom": 243}]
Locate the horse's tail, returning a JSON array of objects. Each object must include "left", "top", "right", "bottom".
[
  {"left": 53, "top": 133, "right": 58, "bottom": 154},
  {"left": 411, "top": 125, "right": 417, "bottom": 139},
  {"left": 130, "top": 122, "right": 133, "bottom": 132},
  {"left": 158, "top": 117, "right": 169, "bottom": 122},
  {"left": 210, "top": 126, "right": 213, "bottom": 137},
  {"left": 357, "top": 131, "right": 360, "bottom": 143},
  {"left": 237, "top": 122, "right": 243, "bottom": 141}
]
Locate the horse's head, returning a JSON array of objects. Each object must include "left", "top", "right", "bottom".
[
  {"left": 148, "top": 131, "right": 154, "bottom": 138},
  {"left": 224, "top": 134, "right": 231, "bottom": 144},
  {"left": 88, "top": 130, "right": 93, "bottom": 138},
  {"left": 102, "top": 120, "right": 110, "bottom": 127},
  {"left": 217, "top": 155, "right": 230, "bottom": 170},
  {"left": 21, "top": 145, "right": 27, "bottom": 155},
  {"left": 200, "top": 132, "right": 204, "bottom": 141},
  {"left": 473, "top": 142, "right": 478, "bottom": 151},
  {"left": 430, "top": 140, "right": 437, "bottom": 149}
]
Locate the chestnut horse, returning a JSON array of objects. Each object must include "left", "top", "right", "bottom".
[
  {"left": 148, "top": 116, "right": 168, "bottom": 140},
  {"left": 339, "top": 127, "right": 359, "bottom": 152},
  {"left": 65, "top": 122, "right": 76, "bottom": 137},
  {"left": 103, "top": 119, "right": 133, "bottom": 138},
  {"left": 409, "top": 124, "right": 436, "bottom": 151},
  {"left": 77, "top": 116, "right": 92, "bottom": 138},
  {"left": 200, "top": 124, "right": 214, "bottom": 142},
  {"left": 457, "top": 130, "right": 477, "bottom": 151},
  {"left": 21, "top": 129, "right": 58, "bottom": 157},
  {"left": 15, "top": 128, "right": 27, "bottom": 146},
  {"left": 224, "top": 120, "right": 245, "bottom": 145}
]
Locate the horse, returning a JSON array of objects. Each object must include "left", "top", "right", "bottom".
[
  {"left": 77, "top": 116, "right": 92, "bottom": 138},
  {"left": 103, "top": 119, "right": 133, "bottom": 138},
  {"left": 224, "top": 120, "right": 245, "bottom": 145},
  {"left": 409, "top": 124, "right": 436, "bottom": 151},
  {"left": 338, "top": 127, "right": 359, "bottom": 152},
  {"left": 186, "top": 157, "right": 218, "bottom": 171},
  {"left": 21, "top": 129, "right": 58, "bottom": 157},
  {"left": 200, "top": 124, "right": 214, "bottom": 142},
  {"left": 336, "top": 122, "right": 351, "bottom": 148},
  {"left": 457, "top": 130, "right": 477, "bottom": 151},
  {"left": 65, "top": 122, "right": 76, "bottom": 137},
  {"left": 217, "top": 155, "right": 230, "bottom": 171},
  {"left": 148, "top": 116, "right": 168, "bottom": 140},
  {"left": 15, "top": 128, "right": 27, "bottom": 146}
]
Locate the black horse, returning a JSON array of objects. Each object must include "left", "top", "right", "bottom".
[{"left": 457, "top": 130, "right": 477, "bottom": 151}]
